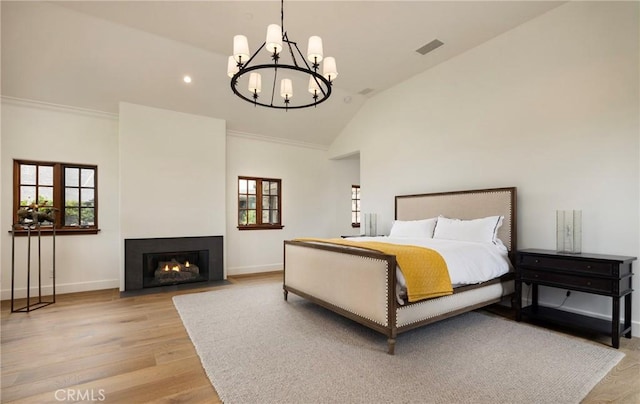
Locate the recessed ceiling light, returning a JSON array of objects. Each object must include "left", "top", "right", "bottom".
[{"left": 183, "top": 75, "right": 192, "bottom": 84}]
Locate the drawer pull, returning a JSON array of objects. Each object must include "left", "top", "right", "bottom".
[
  {"left": 535, "top": 259, "right": 539, "bottom": 263},
  {"left": 586, "top": 265, "right": 592, "bottom": 269},
  {"left": 586, "top": 281, "right": 592, "bottom": 286}
]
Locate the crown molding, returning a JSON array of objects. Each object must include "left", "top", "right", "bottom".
[
  {"left": 2, "top": 97, "right": 330, "bottom": 150},
  {"left": 226, "top": 129, "right": 329, "bottom": 151},
  {"left": 1, "top": 96, "right": 118, "bottom": 120}
]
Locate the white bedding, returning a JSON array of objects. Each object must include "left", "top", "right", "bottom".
[{"left": 347, "top": 236, "right": 512, "bottom": 304}]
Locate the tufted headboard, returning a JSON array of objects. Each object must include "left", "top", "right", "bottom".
[{"left": 395, "top": 187, "right": 517, "bottom": 252}]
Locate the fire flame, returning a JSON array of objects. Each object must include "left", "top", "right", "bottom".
[
  {"left": 185, "top": 261, "right": 190, "bottom": 267},
  {"left": 172, "top": 265, "right": 180, "bottom": 272},
  {"left": 163, "top": 265, "right": 170, "bottom": 271}
]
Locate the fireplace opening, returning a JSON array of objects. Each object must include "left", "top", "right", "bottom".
[
  {"left": 143, "top": 250, "right": 208, "bottom": 288},
  {"left": 124, "top": 236, "right": 224, "bottom": 295}
]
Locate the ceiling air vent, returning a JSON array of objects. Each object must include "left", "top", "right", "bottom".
[
  {"left": 416, "top": 39, "right": 444, "bottom": 56},
  {"left": 358, "top": 88, "right": 374, "bottom": 96}
]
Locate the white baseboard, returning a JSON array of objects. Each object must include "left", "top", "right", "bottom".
[
  {"left": 1, "top": 279, "right": 120, "bottom": 301},
  {"left": 227, "top": 263, "right": 283, "bottom": 276}
]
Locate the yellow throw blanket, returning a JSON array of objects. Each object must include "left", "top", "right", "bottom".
[{"left": 295, "top": 238, "right": 453, "bottom": 303}]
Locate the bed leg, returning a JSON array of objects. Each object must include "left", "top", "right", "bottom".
[
  {"left": 387, "top": 338, "right": 396, "bottom": 355},
  {"left": 283, "top": 288, "right": 288, "bottom": 301}
]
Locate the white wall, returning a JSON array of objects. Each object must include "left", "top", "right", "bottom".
[
  {"left": 119, "top": 102, "right": 226, "bottom": 286},
  {"left": 225, "top": 133, "right": 359, "bottom": 275},
  {"left": 1, "top": 98, "right": 359, "bottom": 296},
  {"left": 1, "top": 98, "right": 121, "bottom": 298},
  {"left": 330, "top": 2, "right": 640, "bottom": 330}
]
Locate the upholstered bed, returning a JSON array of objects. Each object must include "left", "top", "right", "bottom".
[{"left": 283, "top": 187, "right": 517, "bottom": 354}]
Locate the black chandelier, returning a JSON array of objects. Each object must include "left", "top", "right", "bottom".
[{"left": 227, "top": 0, "right": 338, "bottom": 110}]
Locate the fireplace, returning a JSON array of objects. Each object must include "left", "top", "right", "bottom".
[{"left": 124, "top": 236, "right": 224, "bottom": 295}]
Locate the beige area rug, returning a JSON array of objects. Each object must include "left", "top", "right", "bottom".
[{"left": 173, "top": 283, "right": 624, "bottom": 404}]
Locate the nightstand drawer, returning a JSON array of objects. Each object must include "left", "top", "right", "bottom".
[
  {"left": 520, "top": 269, "right": 612, "bottom": 293},
  {"left": 519, "top": 254, "right": 615, "bottom": 276}
]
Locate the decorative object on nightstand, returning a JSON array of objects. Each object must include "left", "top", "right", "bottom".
[
  {"left": 363, "top": 213, "right": 378, "bottom": 237},
  {"left": 556, "top": 210, "right": 581, "bottom": 253},
  {"left": 515, "top": 248, "right": 636, "bottom": 348}
]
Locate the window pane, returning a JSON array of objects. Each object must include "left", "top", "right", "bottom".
[
  {"left": 239, "top": 195, "right": 247, "bottom": 209},
  {"left": 272, "top": 210, "right": 279, "bottom": 223},
  {"left": 263, "top": 196, "right": 270, "bottom": 209},
  {"left": 352, "top": 200, "right": 357, "bottom": 210},
  {"left": 352, "top": 212, "right": 357, "bottom": 223},
  {"left": 80, "top": 208, "right": 95, "bottom": 226},
  {"left": 38, "top": 186, "right": 53, "bottom": 206},
  {"left": 81, "top": 189, "right": 95, "bottom": 207},
  {"left": 352, "top": 188, "right": 357, "bottom": 199},
  {"left": 247, "top": 210, "right": 257, "bottom": 224},
  {"left": 20, "top": 165, "right": 36, "bottom": 185},
  {"left": 238, "top": 210, "right": 247, "bottom": 225},
  {"left": 262, "top": 181, "right": 270, "bottom": 195},
  {"left": 356, "top": 187, "right": 360, "bottom": 198},
  {"left": 248, "top": 180, "right": 256, "bottom": 194},
  {"left": 65, "top": 188, "right": 79, "bottom": 205},
  {"left": 239, "top": 179, "right": 247, "bottom": 194},
  {"left": 65, "top": 167, "right": 79, "bottom": 187},
  {"left": 39, "top": 166, "right": 54, "bottom": 186},
  {"left": 270, "top": 196, "right": 278, "bottom": 209},
  {"left": 355, "top": 212, "right": 360, "bottom": 223},
  {"left": 248, "top": 195, "right": 256, "bottom": 209},
  {"left": 20, "top": 186, "right": 36, "bottom": 206},
  {"left": 81, "top": 168, "right": 95, "bottom": 187},
  {"left": 65, "top": 208, "right": 79, "bottom": 226},
  {"left": 262, "top": 210, "right": 270, "bottom": 223},
  {"left": 270, "top": 181, "right": 279, "bottom": 195}
]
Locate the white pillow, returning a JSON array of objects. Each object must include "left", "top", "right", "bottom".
[
  {"left": 433, "top": 215, "right": 503, "bottom": 244},
  {"left": 389, "top": 218, "right": 437, "bottom": 238}
]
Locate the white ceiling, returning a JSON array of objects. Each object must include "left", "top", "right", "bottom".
[{"left": 1, "top": 1, "right": 564, "bottom": 146}]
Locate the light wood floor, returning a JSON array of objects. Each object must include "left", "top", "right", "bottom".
[{"left": 2, "top": 273, "right": 638, "bottom": 403}]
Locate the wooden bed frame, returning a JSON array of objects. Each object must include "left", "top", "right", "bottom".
[{"left": 283, "top": 187, "right": 517, "bottom": 354}]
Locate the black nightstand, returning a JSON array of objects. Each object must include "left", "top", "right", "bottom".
[{"left": 515, "top": 249, "right": 636, "bottom": 348}]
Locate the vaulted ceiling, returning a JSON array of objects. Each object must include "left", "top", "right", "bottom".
[{"left": 1, "top": 1, "right": 564, "bottom": 146}]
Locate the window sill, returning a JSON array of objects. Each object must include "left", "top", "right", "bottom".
[
  {"left": 9, "top": 227, "right": 100, "bottom": 236},
  {"left": 351, "top": 223, "right": 361, "bottom": 228},
  {"left": 237, "top": 225, "right": 284, "bottom": 231}
]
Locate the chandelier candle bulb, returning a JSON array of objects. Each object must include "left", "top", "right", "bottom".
[
  {"left": 307, "top": 36, "right": 324, "bottom": 64},
  {"left": 248, "top": 73, "right": 262, "bottom": 94},
  {"left": 308, "top": 76, "right": 321, "bottom": 94},
  {"left": 227, "top": 56, "right": 239, "bottom": 78},
  {"left": 266, "top": 24, "right": 283, "bottom": 55},
  {"left": 280, "top": 79, "right": 293, "bottom": 99},
  {"left": 233, "top": 35, "right": 250, "bottom": 64},
  {"left": 323, "top": 57, "right": 338, "bottom": 82}
]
